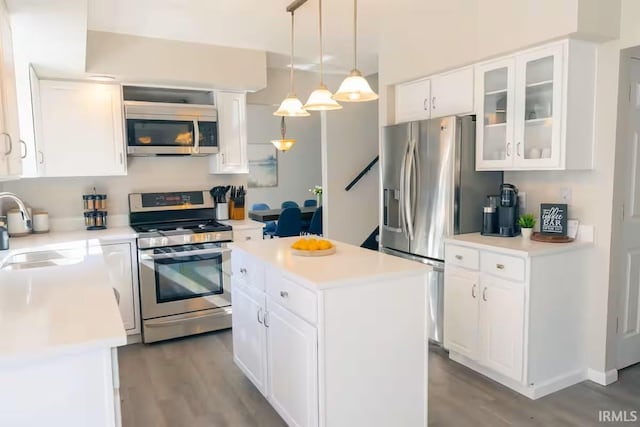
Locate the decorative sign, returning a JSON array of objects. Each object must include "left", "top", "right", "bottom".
[{"left": 540, "top": 203, "right": 568, "bottom": 236}]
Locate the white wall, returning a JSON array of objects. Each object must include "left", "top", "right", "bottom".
[
  {"left": 245, "top": 104, "right": 321, "bottom": 210},
  {"left": 86, "top": 31, "right": 267, "bottom": 91},
  {"left": 323, "top": 74, "right": 380, "bottom": 246},
  {"left": 1, "top": 157, "right": 245, "bottom": 226}
]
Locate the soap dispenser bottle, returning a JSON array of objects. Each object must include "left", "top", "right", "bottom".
[{"left": 0, "top": 217, "right": 9, "bottom": 250}]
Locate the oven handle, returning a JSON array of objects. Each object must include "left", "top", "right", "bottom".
[{"left": 140, "top": 247, "right": 230, "bottom": 260}]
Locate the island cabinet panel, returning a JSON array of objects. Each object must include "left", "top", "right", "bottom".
[
  {"left": 230, "top": 239, "right": 429, "bottom": 427},
  {"left": 443, "top": 235, "right": 591, "bottom": 399}
]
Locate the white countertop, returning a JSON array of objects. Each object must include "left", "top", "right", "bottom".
[
  {"left": 445, "top": 232, "right": 593, "bottom": 257},
  {"left": 0, "top": 246, "right": 127, "bottom": 365},
  {"left": 232, "top": 237, "right": 431, "bottom": 289},
  {"left": 221, "top": 219, "right": 265, "bottom": 230}
]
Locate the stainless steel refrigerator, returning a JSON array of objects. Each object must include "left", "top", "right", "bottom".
[{"left": 380, "top": 116, "right": 502, "bottom": 345}]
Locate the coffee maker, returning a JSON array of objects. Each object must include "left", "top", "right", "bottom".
[{"left": 482, "top": 184, "right": 520, "bottom": 237}]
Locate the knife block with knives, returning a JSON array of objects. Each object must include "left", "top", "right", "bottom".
[{"left": 229, "top": 186, "right": 246, "bottom": 220}]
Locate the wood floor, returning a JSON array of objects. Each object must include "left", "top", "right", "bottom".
[{"left": 119, "top": 330, "right": 640, "bottom": 427}]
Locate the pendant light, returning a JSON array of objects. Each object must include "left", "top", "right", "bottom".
[
  {"left": 333, "top": 0, "right": 378, "bottom": 102},
  {"left": 274, "top": 8, "right": 310, "bottom": 117},
  {"left": 271, "top": 116, "right": 297, "bottom": 152},
  {"left": 304, "top": 0, "right": 342, "bottom": 111}
]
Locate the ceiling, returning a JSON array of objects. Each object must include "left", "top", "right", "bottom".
[{"left": 87, "top": 0, "right": 384, "bottom": 75}]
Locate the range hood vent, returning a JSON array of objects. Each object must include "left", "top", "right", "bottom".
[{"left": 123, "top": 86, "right": 215, "bottom": 106}]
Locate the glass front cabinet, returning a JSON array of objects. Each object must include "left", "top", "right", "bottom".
[{"left": 475, "top": 40, "right": 596, "bottom": 171}]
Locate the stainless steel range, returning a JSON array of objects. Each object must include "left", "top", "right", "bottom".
[{"left": 129, "top": 190, "right": 233, "bottom": 343}]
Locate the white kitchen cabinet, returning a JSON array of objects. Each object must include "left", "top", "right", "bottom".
[
  {"left": 475, "top": 39, "right": 595, "bottom": 171},
  {"left": 210, "top": 91, "right": 248, "bottom": 174},
  {"left": 233, "top": 228, "right": 263, "bottom": 242},
  {"left": 479, "top": 275, "right": 524, "bottom": 381},
  {"left": 232, "top": 239, "right": 428, "bottom": 426},
  {"left": 0, "top": 0, "right": 21, "bottom": 181},
  {"left": 232, "top": 279, "right": 268, "bottom": 395},
  {"left": 101, "top": 241, "right": 140, "bottom": 335},
  {"left": 266, "top": 298, "right": 318, "bottom": 427},
  {"left": 395, "top": 78, "right": 430, "bottom": 123},
  {"left": 444, "top": 235, "right": 591, "bottom": 399},
  {"left": 34, "top": 80, "right": 126, "bottom": 177},
  {"left": 429, "top": 67, "right": 474, "bottom": 119}
]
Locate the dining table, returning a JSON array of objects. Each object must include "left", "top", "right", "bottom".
[{"left": 248, "top": 206, "right": 317, "bottom": 222}]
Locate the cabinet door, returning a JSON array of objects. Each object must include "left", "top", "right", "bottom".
[
  {"left": 395, "top": 78, "right": 430, "bottom": 123},
  {"left": 233, "top": 228, "right": 264, "bottom": 242},
  {"left": 102, "top": 242, "right": 138, "bottom": 333},
  {"left": 479, "top": 275, "right": 525, "bottom": 382},
  {"left": 0, "top": 2, "right": 21, "bottom": 179},
  {"left": 36, "top": 80, "right": 126, "bottom": 177},
  {"left": 444, "top": 268, "right": 480, "bottom": 359},
  {"left": 210, "top": 91, "right": 248, "bottom": 174},
  {"left": 514, "top": 44, "right": 563, "bottom": 169},
  {"left": 232, "top": 280, "right": 268, "bottom": 395},
  {"left": 266, "top": 300, "right": 318, "bottom": 427},
  {"left": 475, "top": 58, "right": 516, "bottom": 170},
  {"left": 430, "top": 67, "right": 474, "bottom": 119}
]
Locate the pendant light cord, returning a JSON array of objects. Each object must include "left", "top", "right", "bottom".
[
  {"left": 319, "top": 0, "right": 324, "bottom": 85},
  {"left": 353, "top": 0, "right": 357, "bottom": 70},
  {"left": 290, "top": 11, "right": 295, "bottom": 94}
]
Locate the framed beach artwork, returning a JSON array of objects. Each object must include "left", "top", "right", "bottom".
[{"left": 248, "top": 144, "right": 278, "bottom": 188}]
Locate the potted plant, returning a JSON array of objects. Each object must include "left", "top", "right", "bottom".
[
  {"left": 518, "top": 214, "right": 536, "bottom": 239},
  {"left": 309, "top": 185, "right": 323, "bottom": 206}
]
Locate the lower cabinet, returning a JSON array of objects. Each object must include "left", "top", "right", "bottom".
[
  {"left": 101, "top": 241, "right": 141, "bottom": 336},
  {"left": 443, "top": 268, "right": 479, "bottom": 359}
]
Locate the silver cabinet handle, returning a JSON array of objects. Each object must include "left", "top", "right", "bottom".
[
  {"left": 506, "top": 142, "right": 512, "bottom": 157},
  {"left": 20, "top": 140, "right": 27, "bottom": 159},
  {"left": 471, "top": 284, "right": 477, "bottom": 298},
  {"left": 423, "top": 98, "right": 428, "bottom": 111},
  {"left": 1, "top": 132, "right": 12, "bottom": 155},
  {"left": 240, "top": 267, "right": 247, "bottom": 275},
  {"left": 482, "top": 288, "right": 488, "bottom": 302},
  {"left": 280, "top": 291, "right": 288, "bottom": 298},
  {"left": 264, "top": 311, "right": 270, "bottom": 328},
  {"left": 245, "top": 236, "right": 251, "bottom": 241},
  {"left": 517, "top": 142, "right": 522, "bottom": 157},
  {"left": 257, "top": 307, "right": 263, "bottom": 324},
  {"left": 496, "top": 264, "right": 505, "bottom": 270},
  {"left": 432, "top": 96, "right": 436, "bottom": 110},
  {"left": 221, "top": 152, "right": 225, "bottom": 164},
  {"left": 455, "top": 255, "right": 463, "bottom": 260},
  {"left": 38, "top": 150, "right": 44, "bottom": 164},
  {"left": 119, "top": 153, "right": 123, "bottom": 164}
]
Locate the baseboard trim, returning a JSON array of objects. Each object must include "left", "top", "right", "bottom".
[
  {"left": 449, "top": 352, "right": 586, "bottom": 400},
  {"left": 587, "top": 368, "right": 618, "bottom": 385}
]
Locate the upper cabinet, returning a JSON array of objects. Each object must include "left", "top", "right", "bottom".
[
  {"left": 476, "top": 40, "right": 596, "bottom": 171},
  {"left": 210, "top": 91, "right": 248, "bottom": 174},
  {"left": 0, "top": 1, "right": 22, "bottom": 181},
  {"left": 395, "top": 67, "right": 473, "bottom": 124},
  {"left": 33, "top": 80, "right": 126, "bottom": 177}
]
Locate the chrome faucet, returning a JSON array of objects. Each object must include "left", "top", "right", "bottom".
[{"left": 0, "top": 192, "right": 32, "bottom": 230}]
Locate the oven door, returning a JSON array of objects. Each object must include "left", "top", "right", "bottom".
[{"left": 139, "top": 243, "right": 231, "bottom": 319}]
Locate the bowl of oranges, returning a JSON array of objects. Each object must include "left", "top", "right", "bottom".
[{"left": 290, "top": 237, "right": 336, "bottom": 256}]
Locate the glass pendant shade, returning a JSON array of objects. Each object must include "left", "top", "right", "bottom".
[
  {"left": 333, "top": 69, "right": 379, "bottom": 102},
  {"left": 270, "top": 138, "right": 296, "bottom": 151},
  {"left": 274, "top": 94, "right": 310, "bottom": 117},
  {"left": 304, "top": 84, "right": 342, "bottom": 111}
]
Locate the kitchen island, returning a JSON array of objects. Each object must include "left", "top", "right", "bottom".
[
  {"left": 231, "top": 237, "right": 430, "bottom": 427},
  {"left": 0, "top": 242, "right": 127, "bottom": 427}
]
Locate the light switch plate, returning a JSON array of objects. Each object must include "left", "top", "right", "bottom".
[{"left": 560, "top": 187, "right": 572, "bottom": 204}]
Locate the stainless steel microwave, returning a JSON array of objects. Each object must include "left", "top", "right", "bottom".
[{"left": 125, "top": 101, "right": 218, "bottom": 156}]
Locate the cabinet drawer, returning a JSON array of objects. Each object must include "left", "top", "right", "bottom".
[
  {"left": 233, "top": 228, "right": 263, "bottom": 242},
  {"left": 445, "top": 245, "right": 479, "bottom": 270},
  {"left": 266, "top": 271, "right": 317, "bottom": 325},
  {"left": 232, "top": 250, "right": 265, "bottom": 291},
  {"left": 481, "top": 252, "right": 525, "bottom": 282}
]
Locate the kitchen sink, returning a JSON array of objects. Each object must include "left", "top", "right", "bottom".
[{"left": 1, "top": 249, "right": 85, "bottom": 271}]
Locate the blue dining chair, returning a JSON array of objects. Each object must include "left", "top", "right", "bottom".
[
  {"left": 308, "top": 206, "right": 323, "bottom": 236},
  {"left": 268, "top": 207, "right": 302, "bottom": 238},
  {"left": 281, "top": 200, "right": 299, "bottom": 209},
  {"left": 251, "top": 203, "right": 276, "bottom": 236},
  {"left": 303, "top": 199, "right": 317, "bottom": 207}
]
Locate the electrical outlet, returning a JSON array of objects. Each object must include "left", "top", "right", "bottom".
[
  {"left": 518, "top": 192, "right": 526, "bottom": 211},
  {"left": 560, "top": 187, "right": 572, "bottom": 204}
]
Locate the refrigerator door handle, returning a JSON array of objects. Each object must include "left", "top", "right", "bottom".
[
  {"left": 399, "top": 136, "right": 411, "bottom": 235},
  {"left": 410, "top": 137, "right": 420, "bottom": 239},
  {"left": 404, "top": 138, "right": 415, "bottom": 241}
]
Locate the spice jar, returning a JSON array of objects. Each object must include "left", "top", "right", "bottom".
[
  {"left": 95, "top": 194, "right": 107, "bottom": 210},
  {"left": 95, "top": 211, "right": 108, "bottom": 227},
  {"left": 84, "top": 211, "right": 96, "bottom": 227},
  {"left": 83, "top": 194, "right": 96, "bottom": 210}
]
